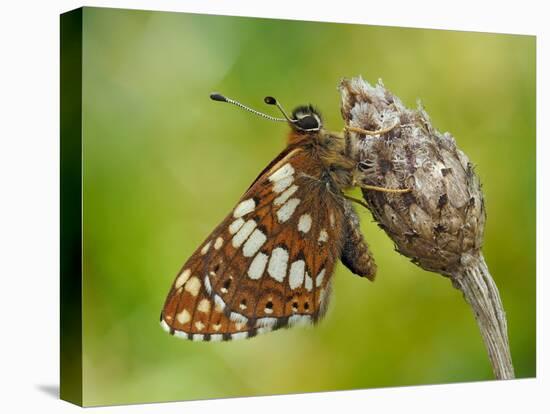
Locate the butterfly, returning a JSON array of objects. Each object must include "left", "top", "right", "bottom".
[{"left": 160, "top": 92, "right": 409, "bottom": 342}]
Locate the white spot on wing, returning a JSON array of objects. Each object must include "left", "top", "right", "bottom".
[
  {"left": 229, "top": 218, "right": 245, "bottom": 235},
  {"left": 289, "top": 314, "right": 312, "bottom": 326},
  {"left": 231, "top": 332, "right": 249, "bottom": 340},
  {"left": 318, "top": 229, "right": 328, "bottom": 243},
  {"left": 232, "top": 219, "right": 257, "bottom": 248},
  {"left": 256, "top": 317, "right": 277, "bottom": 328},
  {"left": 160, "top": 319, "right": 170, "bottom": 332},
  {"left": 242, "top": 228, "right": 267, "bottom": 257},
  {"left": 192, "top": 334, "right": 205, "bottom": 341},
  {"left": 204, "top": 274, "right": 212, "bottom": 294},
  {"left": 197, "top": 299, "right": 211, "bottom": 313},
  {"left": 269, "top": 163, "right": 294, "bottom": 182},
  {"left": 201, "top": 241, "right": 211, "bottom": 255},
  {"left": 214, "top": 295, "right": 226, "bottom": 312},
  {"left": 195, "top": 321, "right": 205, "bottom": 331},
  {"left": 233, "top": 198, "right": 256, "bottom": 218},
  {"left": 273, "top": 175, "right": 294, "bottom": 193},
  {"left": 268, "top": 247, "right": 289, "bottom": 282},
  {"left": 248, "top": 252, "right": 268, "bottom": 280},
  {"left": 184, "top": 276, "right": 201, "bottom": 297},
  {"left": 176, "top": 309, "right": 191, "bottom": 324},
  {"left": 276, "top": 198, "right": 301, "bottom": 223},
  {"left": 289, "top": 260, "right": 305, "bottom": 289},
  {"left": 210, "top": 334, "right": 223, "bottom": 342},
  {"left": 274, "top": 184, "right": 298, "bottom": 206},
  {"left": 316, "top": 268, "right": 326, "bottom": 287},
  {"left": 298, "top": 214, "right": 312, "bottom": 233},
  {"left": 175, "top": 269, "right": 191, "bottom": 289},
  {"left": 305, "top": 272, "right": 313, "bottom": 291},
  {"left": 230, "top": 312, "right": 248, "bottom": 324},
  {"left": 214, "top": 237, "right": 224, "bottom": 250}
]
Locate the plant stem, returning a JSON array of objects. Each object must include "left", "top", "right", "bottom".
[{"left": 451, "top": 253, "right": 515, "bottom": 379}]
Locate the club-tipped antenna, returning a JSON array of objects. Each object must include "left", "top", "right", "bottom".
[
  {"left": 264, "top": 96, "right": 296, "bottom": 124},
  {"left": 210, "top": 92, "right": 287, "bottom": 122}
]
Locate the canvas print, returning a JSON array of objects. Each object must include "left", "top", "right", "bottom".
[{"left": 60, "top": 6, "right": 536, "bottom": 407}]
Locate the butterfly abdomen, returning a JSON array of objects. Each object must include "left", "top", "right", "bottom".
[{"left": 340, "top": 198, "right": 377, "bottom": 280}]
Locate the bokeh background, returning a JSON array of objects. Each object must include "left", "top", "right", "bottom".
[{"left": 81, "top": 7, "right": 536, "bottom": 406}]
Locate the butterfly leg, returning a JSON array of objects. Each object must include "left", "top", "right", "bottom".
[
  {"left": 345, "top": 122, "right": 399, "bottom": 136},
  {"left": 351, "top": 166, "right": 411, "bottom": 194},
  {"left": 340, "top": 198, "right": 377, "bottom": 281},
  {"left": 361, "top": 184, "right": 410, "bottom": 193}
]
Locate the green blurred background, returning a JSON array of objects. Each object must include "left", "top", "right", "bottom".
[{"left": 81, "top": 7, "right": 536, "bottom": 406}]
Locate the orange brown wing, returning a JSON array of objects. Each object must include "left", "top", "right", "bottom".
[{"left": 160, "top": 147, "right": 346, "bottom": 341}]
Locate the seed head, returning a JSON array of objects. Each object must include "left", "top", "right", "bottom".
[{"left": 340, "top": 76, "right": 486, "bottom": 276}]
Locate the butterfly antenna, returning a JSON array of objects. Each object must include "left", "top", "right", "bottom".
[
  {"left": 210, "top": 92, "right": 287, "bottom": 122},
  {"left": 264, "top": 96, "right": 297, "bottom": 124}
]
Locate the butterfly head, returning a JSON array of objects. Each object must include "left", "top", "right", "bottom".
[
  {"left": 263, "top": 96, "right": 323, "bottom": 133},
  {"left": 290, "top": 105, "right": 323, "bottom": 132},
  {"left": 210, "top": 92, "right": 324, "bottom": 133}
]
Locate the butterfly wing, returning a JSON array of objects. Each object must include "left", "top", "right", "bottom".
[{"left": 161, "top": 147, "right": 346, "bottom": 341}]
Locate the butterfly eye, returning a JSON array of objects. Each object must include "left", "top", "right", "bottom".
[
  {"left": 291, "top": 105, "right": 322, "bottom": 131},
  {"left": 295, "top": 115, "right": 320, "bottom": 131}
]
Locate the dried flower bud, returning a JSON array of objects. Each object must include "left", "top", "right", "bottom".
[
  {"left": 340, "top": 76, "right": 486, "bottom": 277},
  {"left": 339, "top": 76, "right": 514, "bottom": 380}
]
